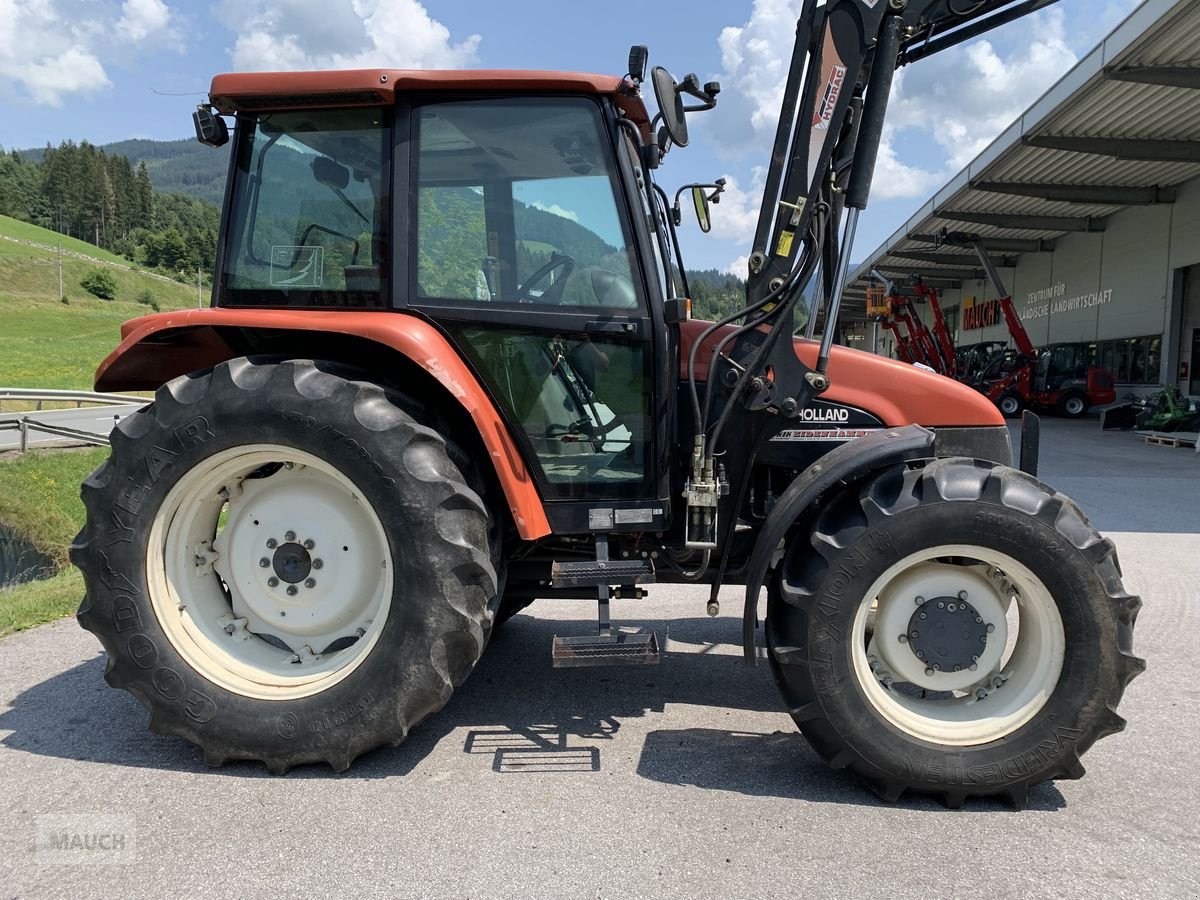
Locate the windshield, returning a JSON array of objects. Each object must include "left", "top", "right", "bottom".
[{"left": 221, "top": 108, "right": 391, "bottom": 307}]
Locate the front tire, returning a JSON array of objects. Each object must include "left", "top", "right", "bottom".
[
  {"left": 72, "top": 358, "right": 497, "bottom": 772},
  {"left": 767, "top": 458, "right": 1144, "bottom": 807},
  {"left": 997, "top": 392, "right": 1023, "bottom": 418}
]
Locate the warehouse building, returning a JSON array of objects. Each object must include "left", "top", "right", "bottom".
[{"left": 843, "top": 0, "right": 1200, "bottom": 397}]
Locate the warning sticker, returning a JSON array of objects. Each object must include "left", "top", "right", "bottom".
[
  {"left": 775, "top": 230, "right": 795, "bottom": 258},
  {"left": 271, "top": 246, "right": 324, "bottom": 288}
]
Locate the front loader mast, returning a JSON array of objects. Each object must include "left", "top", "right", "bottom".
[{"left": 683, "top": 0, "right": 1061, "bottom": 552}]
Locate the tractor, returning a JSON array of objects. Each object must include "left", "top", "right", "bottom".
[{"left": 73, "top": 0, "right": 1142, "bottom": 807}]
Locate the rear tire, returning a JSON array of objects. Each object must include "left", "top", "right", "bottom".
[
  {"left": 997, "top": 392, "right": 1023, "bottom": 418},
  {"left": 767, "top": 458, "right": 1144, "bottom": 807},
  {"left": 1057, "top": 391, "right": 1088, "bottom": 419},
  {"left": 72, "top": 358, "right": 497, "bottom": 772}
]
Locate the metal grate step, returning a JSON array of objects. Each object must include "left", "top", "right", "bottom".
[
  {"left": 550, "top": 558, "right": 654, "bottom": 588},
  {"left": 551, "top": 631, "right": 660, "bottom": 668}
]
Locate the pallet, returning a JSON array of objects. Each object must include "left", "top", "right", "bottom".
[{"left": 1142, "top": 432, "right": 1198, "bottom": 448}]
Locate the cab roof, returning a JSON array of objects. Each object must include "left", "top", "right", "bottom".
[{"left": 209, "top": 69, "right": 650, "bottom": 132}]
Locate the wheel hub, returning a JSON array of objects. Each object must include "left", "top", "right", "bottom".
[
  {"left": 271, "top": 542, "right": 312, "bottom": 584},
  {"left": 906, "top": 596, "right": 989, "bottom": 672}
]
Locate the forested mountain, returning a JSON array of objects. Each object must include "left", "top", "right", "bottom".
[{"left": 0, "top": 142, "right": 219, "bottom": 273}]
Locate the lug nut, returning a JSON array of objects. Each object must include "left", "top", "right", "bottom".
[
  {"left": 915, "top": 596, "right": 925, "bottom": 605},
  {"left": 937, "top": 601, "right": 945, "bottom": 609},
  {"left": 958, "top": 591, "right": 968, "bottom": 600},
  {"left": 289, "top": 653, "right": 301, "bottom": 663},
  {"left": 976, "top": 688, "right": 988, "bottom": 700},
  {"left": 910, "top": 630, "right": 920, "bottom": 639},
  {"left": 224, "top": 623, "right": 235, "bottom": 635},
  {"left": 259, "top": 557, "right": 270, "bottom": 568},
  {"left": 916, "top": 650, "right": 926, "bottom": 659},
  {"left": 286, "top": 585, "right": 298, "bottom": 596},
  {"left": 303, "top": 539, "right": 315, "bottom": 550},
  {"left": 992, "top": 676, "right": 1005, "bottom": 689},
  {"left": 882, "top": 676, "right": 894, "bottom": 688},
  {"left": 898, "top": 634, "right": 909, "bottom": 644},
  {"left": 312, "top": 558, "right": 324, "bottom": 569},
  {"left": 284, "top": 462, "right": 295, "bottom": 470},
  {"left": 969, "top": 663, "right": 978, "bottom": 672},
  {"left": 925, "top": 667, "right": 936, "bottom": 678},
  {"left": 285, "top": 530, "right": 296, "bottom": 542},
  {"left": 267, "top": 577, "right": 279, "bottom": 587},
  {"left": 986, "top": 623, "right": 996, "bottom": 634},
  {"left": 975, "top": 616, "right": 983, "bottom": 624},
  {"left": 948, "top": 603, "right": 957, "bottom": 612},
  {"left": 919, "top": 612, "right": 928, "bottom": 620},
  {"left": 953, "top": 665, "right": 962, "bottom": 672},
  {"left": 305, "top": 578, "right": 317, "bottom": 589},
  {"left": 933, "top": 663, "right": 942, "bottom": 671},
  {"left": 266, "top": 538, "right": 277, "bottom": 549}
]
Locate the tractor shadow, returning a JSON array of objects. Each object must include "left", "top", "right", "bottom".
[{"left": 0, "top": 611, "right": 1067, "bottom": 810}]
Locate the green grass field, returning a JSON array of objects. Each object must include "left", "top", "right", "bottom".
[
  {"left": 0, "top": 448, "right": 107, "bottom": 637},
  {"left": 0, "top": 214, "right": 204, "bottom": 390}
]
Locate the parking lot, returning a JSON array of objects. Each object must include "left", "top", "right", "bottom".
[{"left": 2, "top": 418, "right": 1197, "bottom": 899}]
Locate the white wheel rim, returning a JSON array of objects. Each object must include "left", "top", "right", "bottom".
[
  {"left": 1066, "top": 397, "right": 1084, "bottom": 415},
  {"left": 1001, "top": 397, "right": 1019, "bottom": 415},
  {"left": 851, "top": 545, "right": 1065, "bottom": 746},
  {"left": 147, "top": 445, "right": 393, "bottom": 701}
]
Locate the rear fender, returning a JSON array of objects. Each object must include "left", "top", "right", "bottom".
[
  {"left": 742, "top": 425, "right": 936, "bottom": 663},
  {"left": 94, "top": 308, "right": 551, "bottom": 540}
]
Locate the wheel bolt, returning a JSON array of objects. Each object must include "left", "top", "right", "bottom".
[
  {"left": 976, "top": 689, "right": 988, "bottom": 700},
  {"left": 953, "top": 665, "right": 962, "bottom": 672},
  {"left": 919, "top": 612, "right": 927, "bottom": 620},
  {"left": 303, "top": 539, "right": 315, "bottom": 550},
  {"left": 266, "top": 538, "right": 277, "bottom": 549},
  {"left": 289, "top": 654, "right": 301, "bottom": 663},
  {"left": 969, "top": 663, "right": 978, "bottom": 672},
  {"left": 267, "top": 577, "right": 279, "bottom": 587},
  {"left": 979, "top": 636, "right": 987, "bottom": 643},
  {"left": 286, "top": 585, "right": 298, "bottom": 596},
  {"left": 925, "top": 667, "right": 936, "bottom": 678},
  {"left": 898, "top": 634, "right": 909, "bottom": 644},
  {"left": 933, "top": 663, "right": 942, "bottom": 671},
  {"left": 312, "top": 559, "right": 324, "bottom": 569},
  {"left": 910, "top": 630, "right": 920, "bottom": 639},
  {"left": 305, "top": 578, "right": 316, "bottom": 589},
  {"left": 259, "top": 557, "right": 270, "bottom": 568},
  {"left": 948, "top": 603, "right": 957, "bottom": 612},
  {"left": 958, "top": 591, "right": 968, "bottom": 600},
  {"left": 915, "top": 596, "right": 925, "bottom": 605},
  {"left": 975, "top": 616, "right": 983, "bottom": 624},
  {"left": 916, "top": 650, "right": 926, "bottom": 659},
  {"left": 986, "top": 623, "right": 996, "bottom": 634},
  {"left": 937, "top": 601, "right": 945, "bottom": 609},
  {"left": 285, "top": 530, "right": 296, "bottom": 542}
]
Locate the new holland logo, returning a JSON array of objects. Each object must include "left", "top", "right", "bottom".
[
  {"left": 796, "top": 407, "right": 850, "bottom": 423},
  {"left": 812, "top": 64, "right": 847, "bottom": 131}
]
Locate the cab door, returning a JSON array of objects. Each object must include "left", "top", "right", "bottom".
[{"left": 404, "top": 96, "right": 664, "bottom": 534}]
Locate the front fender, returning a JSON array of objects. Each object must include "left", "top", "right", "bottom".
[
  {"left": 742, "top": 425, "right": 936, "bottom": 663},
  {"left": 95, "top": 308, "right": 551, "bottom": 540}
]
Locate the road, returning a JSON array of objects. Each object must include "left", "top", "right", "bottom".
[
  {"left": 1, "top": 419, "right": 1197, "bottom": 898},
  {"left": 0, "top": 404, "right": 145, "bottom": 451}
]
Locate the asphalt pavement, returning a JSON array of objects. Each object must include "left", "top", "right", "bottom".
[{"left": 0, "top": 418, "right": 1197, "bottom": 899}]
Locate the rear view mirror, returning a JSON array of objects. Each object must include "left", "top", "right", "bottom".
[
  {"left": 651, "top": 66, "right": 689, "bottom": 148},
  {"left": 312, "top": 156, "right": 350, "bottom": 190},
  {"left": 691, "top": 186, "right": 711, "bottom": 233}
]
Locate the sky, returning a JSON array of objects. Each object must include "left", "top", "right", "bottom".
[{"left": 0, "top": 0, "right": 1143, "bottom": 273}]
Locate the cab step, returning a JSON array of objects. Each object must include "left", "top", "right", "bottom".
[
  {"left": 551, "top": 631, "right": 661, "bottom": 668},
  {"left": 550, "top": 558, "right": 655, "bottom": 588}
]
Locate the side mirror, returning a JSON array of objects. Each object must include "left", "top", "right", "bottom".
[
  {"left": 193, "top": 105, "right": 228, "bottom": 148},
  {"left": 651, "top": 66, "right": 688, "bottom": 148},
  {"left": 691, "top": 186, "right": 711, "bottom": 234}
]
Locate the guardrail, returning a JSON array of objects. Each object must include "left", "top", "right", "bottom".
[
  {"left": 0, "top": 388, "right": 147, "bottom": 410},
  {"left": 0, "top": 417, "right": 114, "bottom": 452}
]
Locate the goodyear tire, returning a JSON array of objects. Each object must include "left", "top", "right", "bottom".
[
  {"left": 72, "top": 358, "right": 497, "bottom": 772},
  {"left": 767, "top": 458, "right": 1144, "bottom": 807}
]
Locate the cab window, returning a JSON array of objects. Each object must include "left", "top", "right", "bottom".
[{"left": 415, "top": 98, "right": 639, "bottom": 309}]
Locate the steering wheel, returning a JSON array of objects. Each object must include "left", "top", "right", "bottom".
[{"left": 516, "top": 254, "right": 576, "bottom": 304}]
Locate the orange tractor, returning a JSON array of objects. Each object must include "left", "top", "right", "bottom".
[{"left": 74, "top": 0, "right": 1141, "bottom": 807}]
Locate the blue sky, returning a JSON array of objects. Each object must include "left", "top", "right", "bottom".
[{"left": 0, "top": 0, "right": 1141, "bottom": 271}]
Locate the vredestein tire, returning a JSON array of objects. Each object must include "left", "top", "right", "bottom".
[
  {"left": 71, "top": 358, "right": 497, "bottom": 773},
  {"left": 766, "top": 457, "right": 1145, "bottom": 808}
]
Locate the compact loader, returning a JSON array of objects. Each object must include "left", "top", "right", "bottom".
[{"left": 74, "top": 0, "right": 1143, "bottom": 807}]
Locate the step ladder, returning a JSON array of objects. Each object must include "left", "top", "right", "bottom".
[{"left": 550, "top": 535, "right": 660, "bottom": 668}]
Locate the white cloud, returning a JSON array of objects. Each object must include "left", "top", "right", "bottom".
[
  {"left": 117, "top": 0, "right": 170, "bottom": 42},
  {"left": 0, "top": 0, "right": 172, "bottom": 106},
  {"left": 707, "top": 2, "right": 1099, "bottom": 204},
  {"left": 223, "top": 0, "right": 480, "bottom": 72}
]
